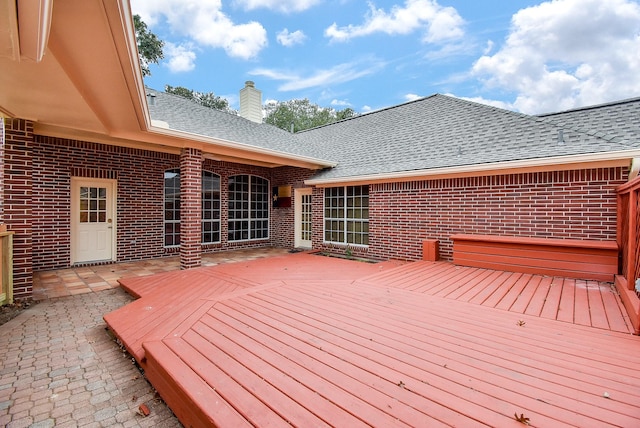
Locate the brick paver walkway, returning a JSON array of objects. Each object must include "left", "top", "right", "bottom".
[{"left": 0, "top": 289, "right": 181, "bottom": 427}]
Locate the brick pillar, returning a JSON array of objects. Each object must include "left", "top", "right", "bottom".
[
  {"left": 3, "top": 119, "right": 33, "bottom": 298},
  {"left": 180, "top": 147, "right": 202, "bottom": 269}
]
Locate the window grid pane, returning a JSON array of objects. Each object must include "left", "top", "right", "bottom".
[
  {"left": 164, "top": 169, "right": 180, "bottom": 246},
  {"left": 324, "top": 185, "right": 369, "bottom": 245},
  {"left": 228, "top": 175, "right": 269, "bottom": 241},
  {"left": 301, "top": 194, "right": 312, "bottom": 241},
  {"left": 79, "top": 186, "right": 108, "bottom": 224},
  {"left": 202, "top": 171, "right": 221, "bottom": 244}
]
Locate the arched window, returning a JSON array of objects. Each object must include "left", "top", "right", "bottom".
[
  {"left": 228, "top": 175, "right": 269, "bottom": 241},
  {"left": 202, "top": 171, "right": 221, "bottom": 244}
]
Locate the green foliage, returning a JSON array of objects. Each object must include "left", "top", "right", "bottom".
[
  {"left": 133, "top": 15, "right": 164, "bottom": 77},
  {"left": 165, "top": 85, "right": 236, "bottom": 114},
  {"left": 264, "top": 99, "right": 358, "bottom": 132}
]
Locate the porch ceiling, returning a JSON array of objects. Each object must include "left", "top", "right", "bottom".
[{"left": 0, "top": 0, "right": 330, "bottom": 170}]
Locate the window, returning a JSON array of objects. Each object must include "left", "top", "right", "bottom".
[
  {"left": 228, "top": 175, "right": 269, "bottom": 241},
  {"left": 79, "top": 186, "right": 107, "bottom": 223},
  {"left": 164, "top": 169, "right": 180, "bottom": 246},
  {"left": 164, "top": 169, "right": 222, "bottom": 247},
  {"left": 202, "top": 171, "right": 221, "bottom": 244},
  {"left": 324, "top": 185, "right": 369, "bottom": 245}
]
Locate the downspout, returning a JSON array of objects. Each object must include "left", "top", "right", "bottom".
[{"left": 629, "top": 157, "right": 640, "bottom": 180}]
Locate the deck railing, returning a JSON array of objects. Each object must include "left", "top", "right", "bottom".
[{"left": 616, "top": 175, "right": 640, "bottom": 334}]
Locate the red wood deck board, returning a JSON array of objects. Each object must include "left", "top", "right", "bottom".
[
  {"left": 403, "top": 263, "right": 469, "bottom": 292},
  {"left": 252, "top": 283, "right": 640, "bottom": 426},
  {"left": 380, "top": 262, "right": 448, "bottom": 290},
  {"left": 207, "top": 298, "right": 463, "bottom": 427},
  {"left": 539, "top": 277, "right": 564, "bottom": 320},
  {"left": 431, "top": 267, "right": 495, "bottom": 298},
  {"left": 284, "top": 286, "right": 636, "bottom": 422},
  {"left": 233, "top": 289, "right": 516, "bottom": 426},
  {"left": 467, "top": 271, "right": 517, "bottom": 305},
  {"left": 142, "top": 340, "right": 252, "bottom": 427},
  {"left": 359, "top": 261, "right": 633, "bottom": 333},
  {"left": 556, "top": 277, "right": 576, "bottom": 323},
  {"left": 572, "top": 279, "right": 591, "bottom": 327},
  {"left": 507, "top": 274, "right": 542, "bottom": 314},
  {"left": 601, "top": 285, "right": 633, "bottom": 333},
  {"left": 285, "top": 281, "right": 640, "bottom": 378},
  {"left": 288, "top": 284, "right": 640, "bottom": 420},
  {"left": 479, "top": 271, "right": 524, "bottom": 308},
  {"left": 453, "top": 269, "right": 511, "bottom": 302},
  {"left": 587, "top": 280, "right": 613, "bottom": 330},
  {"left": 415, "top": 266, "right": 486, "bottom": 295},
  {"left": 524, "top": 276, "right": 553, "bottom": 317},
  {"left": 195, "top": 310, "right": 418, "bottom": 427},
  {"left": 493, "top": 273, "right": 533, "bottom": 311},
  {"left": 105, "top": 256, "right": 640, "bottom": 427},
  {"left": 313, "top": 282, "right": 640, "bottom": 376},
  {"left": 177, "top": 328, "right": 343, "bottom": 428},
  {"left": 105, "top": 272, "right": 251, "bottom": 362}
]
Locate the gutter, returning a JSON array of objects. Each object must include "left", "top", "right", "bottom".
[{"left": 305, "top": 149, "right": 640, "bottom": 186}]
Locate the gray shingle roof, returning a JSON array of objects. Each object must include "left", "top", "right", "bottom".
[
  {"left": 147, "top": 88, "right": 640, "bottom": 181},
  {"left": 146, "top": 88, "right": 322, "bottom": 160},
  {"left": 298, "top": 94, "right": 639, "bottom": 181},
  {"left": 537, "top": 97, "right": 640, "bottom": 145}
]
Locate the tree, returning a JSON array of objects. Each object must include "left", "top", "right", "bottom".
[
  {"left": 264, "top": 99, "right": 357, "bottom": 132},
  {"left": 134, "top": 15, "right": 164, "bottom": 77},
  {"left": 165, "top": 85, "right": 236, "bottom": 114}
]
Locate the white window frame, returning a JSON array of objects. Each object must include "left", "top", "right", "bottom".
[{"left": 323, "top": 185, "right": 369, "bottom": 247}]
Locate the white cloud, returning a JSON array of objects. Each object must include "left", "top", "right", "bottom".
[
  {"left": 250, "top": 59, "right": 385, "bottom": 91},
  {"left": 482, "top": 40, "right": 494, "bottom": 55},
  {"left": 325, "top": 0, "right": 464, "bottom": 43},
  {"left": 132, "top": 0, "right": 267, "bottom": 60},
  {"left": 331, "top": 99, "right": 351, "bottom": 107},
  {"left": 164, "top": 42, "right": 197, "bottom": 72},
  {"left": 361, "top": 105, "right": 373, "bottom": 113},
  {"left": 232, "top": 0, "right": 321, "bottom": 13},
  {"left": 471, "top": 0, "right": 640, "bottom": 114},
  {"left": 277, "top": 29, "right": 307, "bottom": 47},
  {"left": 404, "top": 93, "right": 422, "bottom": 102}
]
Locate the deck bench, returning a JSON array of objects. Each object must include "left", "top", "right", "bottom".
[{"left": 451, "top": 234, "right": 619, "bottom": 282}]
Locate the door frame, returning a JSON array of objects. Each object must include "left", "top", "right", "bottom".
[
  {"left": 294, "top": 187, "right": 313, "bottom": 249},
  {"left": 70, "top": 177, "right": 117, "bottom": 264}
]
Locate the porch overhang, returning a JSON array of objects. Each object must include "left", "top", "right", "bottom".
[
  {"left": 305, "top": 150, "right": 640, "bottom": 187},
  {"left": 0, "top": 0, "right": 333, "bottom": 170}
]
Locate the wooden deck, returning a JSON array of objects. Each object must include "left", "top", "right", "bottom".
[{"left": 104, "top": 253, "right": 640, "bottom": 427}]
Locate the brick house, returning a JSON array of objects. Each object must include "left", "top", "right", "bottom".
[{"left": 1, "top": 0, "right": 639, "bottom": 301}]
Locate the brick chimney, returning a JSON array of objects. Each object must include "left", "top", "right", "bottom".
[{"left": 239, "top": 81, "right": 263, "bottom": 123}]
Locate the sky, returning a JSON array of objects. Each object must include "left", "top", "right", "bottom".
[{"left": 132, "top": 0, "right": 640, "bottom": 115}]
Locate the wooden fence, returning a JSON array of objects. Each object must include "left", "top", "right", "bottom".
[{"left": 616, "top": 175, "right": 640, "bottom": 334}]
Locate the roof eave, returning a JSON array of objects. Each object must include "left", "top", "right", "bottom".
[
  {"left": 145, "top": 125, "right": 337, "bottom": 170},
  {"left": 305, "top": 150, "right": 640, "bottom": 187}
]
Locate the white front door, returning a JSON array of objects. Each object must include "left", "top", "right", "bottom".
[
  {"left": 71, "top": 178, "right": 116, "bottom": 264},
  {"left": 294, "top": 188, "right": 313, "bottom": 248}
]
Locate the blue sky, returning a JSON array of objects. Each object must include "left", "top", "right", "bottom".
[{"left": 132, "top": 0, "right": 640, "bottom": 115}]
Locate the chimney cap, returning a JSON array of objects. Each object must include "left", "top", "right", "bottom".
[{"left": 245, "top": 81, "right": 255, "bottom": 88}]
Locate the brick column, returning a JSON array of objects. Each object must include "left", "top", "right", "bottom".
[
  {"left": 180, "top": 147, "right": 202, "bottom": 269},
  {"left": 3, "top": 119, "right": 34, "bottom": 298}
]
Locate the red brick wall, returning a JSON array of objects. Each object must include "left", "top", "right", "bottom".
[
  {"left": 30, "top": 136, "right": 313, "bottom": 273},
  {"left": 179, "top": 148, "right": 202, "bottom": 269},
  {"left": 312, "top": 168, "right": 627, "bottom": 261},
  {"left": 4, "top": 119, "right": 34, "bottom": 298},
  {"left": 270, "top": 166, "right": 315, "bottom": 248}
]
